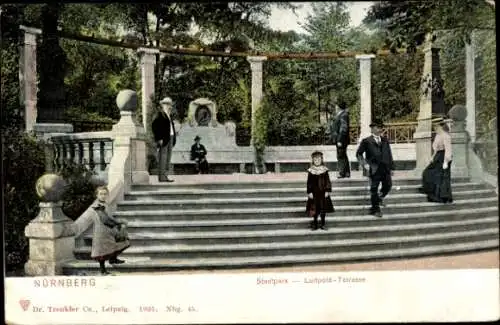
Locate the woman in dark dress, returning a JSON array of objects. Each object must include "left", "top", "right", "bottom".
[
  {"left": 420, "top": 121, "right": 453, "bottom": 203},
  {"left": 306, "top": 151, "right": 335, "bottom": 230}
]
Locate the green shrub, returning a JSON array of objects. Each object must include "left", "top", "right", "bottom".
[
  {"left": 3, "top": 129, "right": 102, "bottom": 273},
  {"left": 59, "top": 161, "right": 99, "bottom": 221},
  {"left": 2, "top": 130, "right": 46, "bottom": 272}
]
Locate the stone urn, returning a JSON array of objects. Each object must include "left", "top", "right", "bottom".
[
  {"left": 448, "top": 104, "right": 467, "bottom": 132},
  {"left": 116, "top": 89, "right": 137, "bottom": 112},
  {"left": 35, "top": 173, "right": 67, "bottom": 202}
]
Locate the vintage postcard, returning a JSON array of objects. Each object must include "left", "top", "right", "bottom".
[{"left": 3, "top": 1, "right": 499, "bottom": 324}]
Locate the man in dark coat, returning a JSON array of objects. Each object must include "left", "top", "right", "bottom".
[
  {"left": 190, "top": 135, "right": 209, "bottom": 174},
  {"left": 328, "top": 100, "right": 351, "bottom": 178},
  {"left": 152, "top": 97, "right": 176, "bottom": 182},
  {"left": 356, "top": 119, "right": 395, "bottom": 218}
]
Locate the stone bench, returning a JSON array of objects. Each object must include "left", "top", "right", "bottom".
[
  {"left": 170, "top": 147, "right": 254, "bottom": 174},
  {"left": 264, "top": 144, "right": 417, "bottom": 173},
  {"left": 167, "top": 139, "right": 416, "bottom": 174}
]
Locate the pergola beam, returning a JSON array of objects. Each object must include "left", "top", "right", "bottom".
[{"left": 57, "top": 30, "right": 413, "bottom": 59}]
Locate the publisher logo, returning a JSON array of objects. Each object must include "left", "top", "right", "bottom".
[{"left": 19, "top": 299, "right": 31, "bottom": 311}]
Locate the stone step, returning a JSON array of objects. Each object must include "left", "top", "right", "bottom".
[
  {"left": 125, "top": 182, "right": 487, "bottom": 200},
  {"left": 107, "top": 207, "right": 499, "bottom": 233},
  {"left": 113, "top": 197, "right": 498, "bottom": 219},
  {"left": 133, "top": 176, "right": 471, "bottom": 191},
  {"left": 63, "top": 240, "right": 499, "bottom": 274},
  {"left": 74, "top": 228, "right": 498, "bottom": 260},
  {"left": 117, "top": 189, "right": 495, "bottom": 210},
  {"left": 80, "top": 216, "right": 498, "bottom": 247}
]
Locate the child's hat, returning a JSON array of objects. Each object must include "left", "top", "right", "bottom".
[{"left": 311, "top": 151, "right": 323, "bottom": 158}]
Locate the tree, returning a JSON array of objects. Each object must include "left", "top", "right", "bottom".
[{"left": 364, "top": 0, "right": 495, "bottom": 48}]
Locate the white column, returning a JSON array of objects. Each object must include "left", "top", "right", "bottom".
[
  {"left": 465, "top": 34, "right": 476, "bottom": 143},
  {"left": 355, "top": 54, "right": 376, "bottom": 141},
  {"left": 19, "top": 25, "right": 42, "bottom": 133},
  {"left": 247, "top": 56, "right": 267, "bottom": 146},
  {"left": 137, "top": 48, "right": 159, "bottom": 133}
]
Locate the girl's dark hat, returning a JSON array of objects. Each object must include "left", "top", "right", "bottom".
[
  {"left": 194, "top": 135, "right": 201, "bottom": 141},
  {"left": 311, "top": 151, "right": 323, "bottom": 157},
  {"left": 369, "top": 119, "right": 384, "bottom": 127}
]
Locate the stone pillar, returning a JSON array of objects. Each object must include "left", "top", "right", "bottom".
[
  {"left": 25, "top": 174, "right": 74, "bottom": 275},
  {"left": 465, "top": 34, "right": 476, "bottom": 143},
  {"left": 355, "top": 54, "right": 376, "bottom": 141},
  {"left": 137, "top": 47, "right": 159, "bottom": 133},
  {"left": 110, "top": 89, "right": 149, "bottom": 189},
  {"left": 447, "top": 105, "right": 469, "bottom": 177},
  {"left": 247, "top": 56, "right": 267, "bottom": 146},
  {"left": 413, "top": 33, "right": 446, "bottom": 174},
  {"left": 19, "top": 25, "right": 42, "bottom": 133}
]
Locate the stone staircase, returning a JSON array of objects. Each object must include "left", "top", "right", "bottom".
[{"left": 63, "top": 174, "right": 499, "bottom": 274}]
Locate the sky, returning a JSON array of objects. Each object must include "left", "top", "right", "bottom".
[{"left": 268, "top": 2, "right": 374, "bottom": 33}]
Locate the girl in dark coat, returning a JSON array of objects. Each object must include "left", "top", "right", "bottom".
[{"left": 306, "top": 151, "right": 335, "bottom": 230}]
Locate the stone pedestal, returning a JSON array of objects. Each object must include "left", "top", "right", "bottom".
[
  {"left": 247, "top": 56, "right": 267, "bottom": 146},
  {"left": 24, "top": 202, "right": 75, "bottom": 275},
  {"left": 19, "top": 26, "right": 42, "bottom": 133},
  {"left": 355, "top": 54, "right": 375, "bottom": 142},
  {"left": 414, "top": 33, "right": 445, "bottom": 175},
  {"left": 465, "top": 35, "right": 476, "bottom": 143},
  {"left": 109, "top": 90, "right": 149, "bottom": 191},
  {"left": 137, "top": 47, "right": 159, "bottom": 133},
  {"left": 450, "top": 124, "right": 470, "bottom": 178},
  {"left": 448, "top": 104, "right": 470, "bottom": 177}
]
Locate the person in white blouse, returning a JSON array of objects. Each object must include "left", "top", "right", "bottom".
[{"left": 419, "top": 120, "right": 453, "bottom": 203}]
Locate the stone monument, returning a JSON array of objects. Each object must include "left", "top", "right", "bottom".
[
  {"left": 172, "top": 98, "right": 247, "bottom": 173},
  {"left": 176, "top": 98, "right": 237, "bottom": 149},
  {"left": 24, "top": 173, "right": 75, "bottom": 275},
  {"left": 414, "top": 32, "right": 446, "bottom": 175}
]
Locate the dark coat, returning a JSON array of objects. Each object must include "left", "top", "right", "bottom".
[
  {"left": 305, "top": 166, "right": 335, "bottom": 216},
  {"left": 329, "top": 109, "right": 350, "bottom": 145},
  {"left": 356, "top": 135, "right": 395, "bottom": 176},
  {"left": 190, "top": 143, "right": 207, "bottom": 161},
  {"left": 152, "top": 112, "right": 176, "bottom": 147}
]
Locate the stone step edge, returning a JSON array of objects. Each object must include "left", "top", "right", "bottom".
[
  {"left": 114, "top": 198, "right": 498, "bottom": 215},
  {"left": 117, "top": 207, "right": 499, "bottom": 227},
  {"left": 74, "top": 228, "right": 498, "bottom": 254},
  {"left": 119, "top": 189, "right": 493, "bottom": 205},
  {"left": 85, "top": 217, "right": 498, "bottom": 240},
  {"left": 128, "top": 182, "right": 482, "bottom": 195},
  {"left": 64, "top": 240, "right": 499, "bottom": 269},
  {"left": 138, "top": 175, "right": 470, "bottom": 187}
]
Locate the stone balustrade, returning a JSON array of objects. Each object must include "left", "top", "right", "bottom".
[{"left": 47, "top": 132, "right": 114, "bottom": 177}]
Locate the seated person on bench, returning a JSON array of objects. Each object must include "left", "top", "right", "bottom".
[{"left": 190, "top": 135, "right": 209, "bottom": 174}]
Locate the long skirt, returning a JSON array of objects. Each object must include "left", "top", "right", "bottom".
[{"left": 421, "top": 150, "right": 453, "bottom": 203}]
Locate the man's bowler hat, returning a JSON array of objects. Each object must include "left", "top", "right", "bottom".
[{"left": 369, "top": 119, "right": 385, "bottom": 128}]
